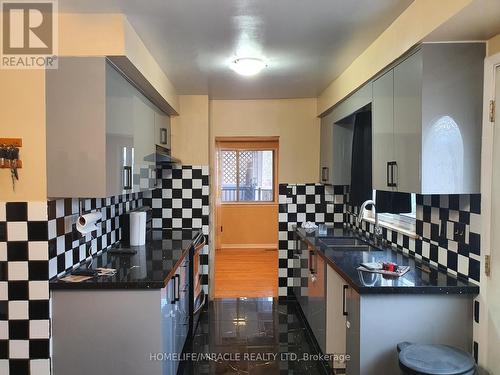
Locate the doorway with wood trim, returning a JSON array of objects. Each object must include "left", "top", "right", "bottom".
[{"left": 214, "top": 137, "right": 279, "bottom": 298}]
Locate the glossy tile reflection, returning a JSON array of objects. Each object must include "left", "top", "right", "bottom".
[{"left": 180, "top": 298, "right": 330, "bottom": 374}]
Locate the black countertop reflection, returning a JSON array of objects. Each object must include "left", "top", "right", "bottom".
[
  {"left": 295, "top": 227, "right": 479, "bottom": 295},
  {"left": 50, "top": 229, "right": 202, "bottom": 290}
]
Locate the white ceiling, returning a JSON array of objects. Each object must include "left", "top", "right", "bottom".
[{"left": 59, "top": 0, "right": 414, "bottom": 99}]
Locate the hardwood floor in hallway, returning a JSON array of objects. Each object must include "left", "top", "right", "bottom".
[{"left": 214, "top": 248, "right": 278, "bottom": 298}]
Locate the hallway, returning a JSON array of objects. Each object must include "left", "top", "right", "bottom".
[
  {"left": 214, "top": 249, "right": 278, "bottom": 298},
  {"left": 180, "top": 298, "right": 330, "bottom": 374}
]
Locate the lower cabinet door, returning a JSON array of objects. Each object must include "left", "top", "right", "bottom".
[
  {"left": 161, "top": 277, "right": 177, "bottom": 375},
  {"left": 308, "top": 254, "right": 326, "bottom": 353},
  {"left": 345, "top": 287, "right": 361, "bottom": 375},
  {"left": 175, "top": 261, "right": 190, "bottom": 358},
  {"left": 294, "top": 239, "right": 309, "bottom": 316},
  {"left": 326, "top": 267, "right": 348, "bottom": 370}
]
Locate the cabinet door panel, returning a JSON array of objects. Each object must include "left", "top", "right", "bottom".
[
  {"left": 345, "top": 287, "right": 361, "bottom": 375},
  {"left": 308, "top": 255, "right": 326, "bottom": 353},
  {"left": 295, "top": 239, "right": 309, "bottom": 318},
  {"left": 319, "top": 121, "right": 334, "bottom": 184},
  {"left": 326, "top": 267, "right": 347, "bottom": 370},
  {"left": 332, "top": 123, "right": 353, "bottom": 185},
  {"left": 372, "top": 69, "right": 395, "bottom": 191},
  {"left": 394, "top": 51, "right": 422, "bottom": 193},
  {"left": 161, "top": 278, "right": 176, "bottom": 375},
  {"left": 47, "top": 57, "right": 107, "bottom": 198},
  {"left": 132, "top": 94, "right": 156, "bottom": 192},
  {"left": 106, "top": 62, "right": 135, "bottom": 196}
]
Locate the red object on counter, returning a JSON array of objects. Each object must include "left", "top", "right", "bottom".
[{"left": 383, "top": 262, "right": 398, "bottom": 272}]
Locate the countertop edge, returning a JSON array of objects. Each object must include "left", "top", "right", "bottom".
[
  {"left": 49, "top": 229, "right": 203, "bottom": 290},
  {"left": 295, "top": 228, "right": 479, "bottom": 296}
]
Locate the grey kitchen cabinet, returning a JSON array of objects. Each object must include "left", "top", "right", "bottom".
[
  {"left": 308, "top": 249, "right": 327, "bottom": 354},
  {"left": 319, "top": 120, "right": 334, "bottom": 184},
  {"left": 326, "top": 266, "right": 348, "bottom": 371},
  {"left": 295, "top": 237, "right": 327, "bottom": 353},
  {"left": 372, "top": 69, "right": 395, "bottom": 191},
  {"left": 344, "top": 292, "right": 473, "bottom": 375},
  {"left": 319, "top": 113, "right": 356, "bottom": 185},
  {"left": 319, "top": 82, "right": 370, "bottom": 185},
  {"left": 371, "top": 43, "right": 485, "bottom": 194},
  {"left": 327, "top": 83, "right": 373, "bottom": 125},
  {"left": 52, "top": 257, "right": 190, "bottom": 375},
  {"left": 294, "top": 238, "right": 309, "bottom": 321},
  {"left": 324, "top": 266, "right": 473, "bottom": 375},
  {"left": 107, "top": 61, "right": 158, "bottom": 193},
  {"left": 47, "top": 57, "right": 165, "bottom": 198}
]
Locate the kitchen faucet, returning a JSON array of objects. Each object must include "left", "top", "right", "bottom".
[{"left": 358, "top": 200, "right": 383, "bottom": 245}]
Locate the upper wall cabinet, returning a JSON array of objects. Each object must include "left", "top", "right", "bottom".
[
  {"left": 46, "top": 57, "right": 166, "bottom": 198},
  {"left": 372, "top": 43, "right": 485, "bottom": 194},
  {"left": 320, "top": 84, "right": 371, "bottom": 185},
  {"left": 320, "top": 117, "right": 354, "bottom": 185}
]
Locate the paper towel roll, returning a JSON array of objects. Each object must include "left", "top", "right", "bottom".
[
  {"left": 76, "top": 212, "right": 102, "bottom": 234},
  {"left": 130, "top": 211, "right": 147, "bottom": 246}
]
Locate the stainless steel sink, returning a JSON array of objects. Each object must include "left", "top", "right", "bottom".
[{"left": 318, "top": 237, "right": 380, "bottom": 251}]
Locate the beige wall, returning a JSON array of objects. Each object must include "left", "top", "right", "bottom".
[
  {"left": 210, "top": 98, "right": 320, "bottom": 183},
  {"left": 59, "top": 13, "right": 125, "bottom": 56},
  {"left": 0, "top": 71, "right": 46, "bottom": 201},
  {"left": 171, "top": 95, "right": 209, "bottom": 165},
  {"left": 318, "top": 0, "right": 473, "bottom": 115},
  {"left": 123, "top": 19, "right": 179, "bottom": 113},
  {"left": 488, "top": 34, "right": 500, "bottom": 56}
]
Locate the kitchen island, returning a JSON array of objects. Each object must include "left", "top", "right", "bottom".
[
  {"left": 294, "top": 226, "right": 478, "bottom": 375},
  {"left": 50, "top": 229, "right": 203, "bottom": 375}
]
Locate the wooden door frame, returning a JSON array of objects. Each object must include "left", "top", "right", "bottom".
[
  {"left": 214, "top": 136, "right": 279, "bottom": 250},
  {"left": 479, "top": 50, "right": 500, "bottom": 370}
]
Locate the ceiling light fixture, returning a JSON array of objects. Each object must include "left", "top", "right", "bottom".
[{"left": 230, "top": 57, "right": 266, "bottom": 76}]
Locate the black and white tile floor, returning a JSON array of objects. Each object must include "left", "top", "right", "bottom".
[{"left": 180, "top": 298, "right": 330, "bottom": 375}]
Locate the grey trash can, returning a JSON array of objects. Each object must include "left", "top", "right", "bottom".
[{"left": 397, "top": 342, "right": 476, "bottom": 375}]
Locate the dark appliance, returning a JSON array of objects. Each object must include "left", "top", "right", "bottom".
[{"left": 189, "top": 232, "right": 206, "bottom": 335}]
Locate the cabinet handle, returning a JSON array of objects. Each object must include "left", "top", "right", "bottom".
[
  {"left": 123, "top": 166, "right": 132, "bottom": 190},
  {"left": 386, "top": 162, "right": 391, "bottom": 187},
  {"left": 392, "top": 161, "right": 398, "bottom": 188},
  {"left": 175, "top": 274, "right": 180, "bottom": 302},
  {"left": 387, "top": 161, "right": 397, "bottom": 188},
  {"left": 321, "top": 167, "right": 329, "bottom": 182},
  {"left": 309, "top": 249, "right": 317, "bottom": 274},
  {"left": 160, "top": 128, "right": 168, "bottom": 145},
  {"left": 171, "top": 275, "right": 177, "bottom": 304},
  {"left": 342, "top": 285, "right": 348, "bottom": 316}
]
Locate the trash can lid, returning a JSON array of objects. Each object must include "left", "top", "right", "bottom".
[{"left": 399, "top": 343, "right": 476, "bottom": 375}]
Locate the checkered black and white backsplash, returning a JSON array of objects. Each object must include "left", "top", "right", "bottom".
[
  {"left": 278, "top": 184, "right": 347, "bottom": 299},
  {"left": 143, "top": 165, "right": 210, "bottom": 292},
  {"left": 47, "top": 193, "right": 143, "bottom": 279},
  {"left": 344, "top": 192, "right": 481, "bottom": 284}
]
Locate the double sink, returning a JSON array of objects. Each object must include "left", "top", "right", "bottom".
[{"left": 317, "top": 236, "right": 382, "bottom": 252}]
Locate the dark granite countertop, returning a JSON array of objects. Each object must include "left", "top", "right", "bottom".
[
  {"left": 50, "top": 229, "right": 203, "bottom": 290},
  {"left": 295, "top": 226, "right": 479, "bottom": 295}
]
